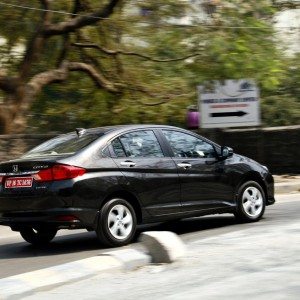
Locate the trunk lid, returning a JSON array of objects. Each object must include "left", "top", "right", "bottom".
[{"left": 0, "top": 158, "right": 60, "bottom": 196}]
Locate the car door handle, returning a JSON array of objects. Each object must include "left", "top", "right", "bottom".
[
  {"left": 177, "top": 163, "right": 192, "bottom": 169},
  {"left": 120, "top": 161, "right": 136, "bottom": 167}
]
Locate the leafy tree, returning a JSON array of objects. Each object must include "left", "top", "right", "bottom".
[
  {"left": 261, "top": 53, "right": 300, "bottom": 126},
  {"left": 0, "top": 0, "right": 198, "bottom": 133},
  {"left": 0, "top": 0, "right": 296, "bottom": 133}
]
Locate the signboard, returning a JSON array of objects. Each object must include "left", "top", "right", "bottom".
[{"left": 198, "top": 79, "right": 261, "bottom": 128}]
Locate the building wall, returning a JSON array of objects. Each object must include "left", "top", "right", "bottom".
[
  {"left": 274, "top": 8, "right": 300, "bottom": 55},
  {"left": 203, "top": 125, "right": 300, "bottom": 174}
]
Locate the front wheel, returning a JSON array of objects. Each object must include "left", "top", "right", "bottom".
[
  {"left": 234, "top": 181, "right": 266, "bottom": 222},
  {"left": 19, "top": 226, "right": 57, "bottom": 245},
  {"left": 96, "top": 198, "right": 137, "bottom": 247}
]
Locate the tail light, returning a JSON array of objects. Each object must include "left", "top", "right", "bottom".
[{"left": 33, "top": 164, "right": 86, "bottom": 182}]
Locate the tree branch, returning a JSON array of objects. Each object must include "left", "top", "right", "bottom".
[
  {"left": 74, "top": 31, "right": 110, "bottom": 78},
  {"left": 43, "top": 0, "right": 120, "bottom": 36},
  {"left": 126, "top": 85, "right": 194, "bottom": 106},
  {"left": 28, "top": 61, "right": 120, "bottom": 97},
  {"left": 0, "top": 70, "right": 19, "bottom": 93},
  {"left": 56, "top": 0, "right": 83, "bottom": 67},
  {"left": 272, "top": 0, "right": 300, "bottom": 9},
  {"left": 19, "top": 0, "right": 52, "bottom": 80},
  {"left": 40, "top": 0, "right": 52, "bottom": 24},
  {"left": 27, "top": 63, "right": 69, "bottom": 97},
  {"left": 68, "top": 62, "right": 120, "bottom": 92},
  {"left": 72, "top": 43, "right": 202, "bottom": 62}
]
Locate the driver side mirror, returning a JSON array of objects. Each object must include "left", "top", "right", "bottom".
[{"left": 221, "top": 146, "right": 233, "bottom": 159}]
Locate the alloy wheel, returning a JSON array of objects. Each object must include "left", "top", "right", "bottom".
[
  {"left": 107, "top": 204, "right": 133, "bottom": 240},
  {"left": 242, "top": 186, "right": 263, "bottom": 217}
]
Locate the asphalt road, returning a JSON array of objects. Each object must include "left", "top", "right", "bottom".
[{"left": 0, "top": 193, "right": 299, "bottom": 280}]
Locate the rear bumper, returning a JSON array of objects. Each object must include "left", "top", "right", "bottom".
[
  {"left": 0, "top": 179, "right": 101, "bottom": 230},
  {"left": 0, "top": 208, "right": 99, "bottom": 230}
]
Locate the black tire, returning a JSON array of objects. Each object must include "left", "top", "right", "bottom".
[
  {"left": 20, "top": 226, "right": 57, "bottom": 245},
  {"left": 96, "top": 198, "right": 137, "bottom": 247},
  {"left": 234, "top": 181, "right": 266, "bottom": 222}
]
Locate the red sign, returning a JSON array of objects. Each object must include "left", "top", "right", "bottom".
[{"left": 5, "top": 177, "right": 33, "bottom": 188}]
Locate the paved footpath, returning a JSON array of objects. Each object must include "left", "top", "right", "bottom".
[
  {"left": 274, "top": 175, "right": 300, "bottom": 194},
  {"left": 19, "top": 193, "right": 300, "bottom": 300}
]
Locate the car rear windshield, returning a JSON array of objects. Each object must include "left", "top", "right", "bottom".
[{"left": 22, "top": 133, "right": 103, "bottom": 158}]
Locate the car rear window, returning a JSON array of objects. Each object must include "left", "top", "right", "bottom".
[{"left": 23, "top": 133, "right": 103, "bottom": 158}]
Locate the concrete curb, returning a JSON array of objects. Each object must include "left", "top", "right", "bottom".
[
  {"left": 0, "top": 231, "right": 186, "bottom": 299},
  {"left": 140, "top": 231, "right": 186, "bottom": 263},
  {"left": 275, "top": 181, "right": 300, "bottom": 194},
  {"left": 103, "top": 248, "right": 151, "bottom": 270},
  {"left": 0, "top": 249, "right": 151, "bottom": 300}
]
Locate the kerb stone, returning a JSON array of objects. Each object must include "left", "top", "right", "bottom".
[{"left": 140, "top": 231, "right": 186, "bottom": 263}]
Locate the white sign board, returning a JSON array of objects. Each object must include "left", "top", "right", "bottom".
[{"left": 198, "top": 79, "right": 261, "bottom": 128}]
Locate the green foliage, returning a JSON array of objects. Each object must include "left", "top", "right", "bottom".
[
  {"left": 187, "top": 1, "right": 283, "bottom": 91},
  {"left": 261, "top": 54, "right": 300, "bottom": 126},
  {"left": 0, "top": 0, "right": 299, "bottom": 131},
  {"left": 261, "top": 95, "right": 300, "bottom": 126},
  {"left": 30, "top": 75, "right": 189, "bottom": 133}
]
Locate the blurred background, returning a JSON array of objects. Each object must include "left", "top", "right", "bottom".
[{"left": 0, "top": 0, "right": 299, "bottom": 172}]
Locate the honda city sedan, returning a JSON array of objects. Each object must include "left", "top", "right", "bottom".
[{"left": 0, "top": 125, "right": 275, "bottom": 246}]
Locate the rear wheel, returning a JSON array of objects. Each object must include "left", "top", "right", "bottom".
[
  {"left": 19, "top": 226, "right": 57, "bottom": 245},
  {"left": 235, "top": 181, "right": 266, "bottom": 222},
  {"left": 96, "top": 198, "right": 137, "bottom": 247}
]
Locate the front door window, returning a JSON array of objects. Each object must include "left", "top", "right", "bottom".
[{"left": 162, "top": 130, "right": 216, "bottom": 158}]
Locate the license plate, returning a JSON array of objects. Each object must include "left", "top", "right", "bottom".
[{"left": 5, "top": 177, "right": 33, "bottom": 188}]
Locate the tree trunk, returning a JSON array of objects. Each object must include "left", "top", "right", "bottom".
[{"left": 0, "top": 88, "right": 28, "bottom": 134}]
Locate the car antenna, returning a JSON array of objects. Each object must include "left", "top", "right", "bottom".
[{"left": 75, "top": 128, "right": 86, "bottom": 137}]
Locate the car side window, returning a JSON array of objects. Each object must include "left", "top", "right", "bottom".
[
  {"left": 101, "top": 146, "right": 111, "bottom": 158},
  {"left": 111, "top": 138, "right": 127, "bottom": 158},
  {"left": 162, "top": 130, "right": 216, "bottom": 158},
  {"left": 118, "top": 130, "right": 164, "bottom": 158}
]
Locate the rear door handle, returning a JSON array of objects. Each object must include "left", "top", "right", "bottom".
[
  {"left": 177, "top": 163, "right": 192, "bottom": 169},
  {"left": 120, "top": 161, "right": 136, "bottom": 167}
]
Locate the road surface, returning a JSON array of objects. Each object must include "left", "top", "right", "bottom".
[{"left": 0, "top": 193, "right": 299, "bottom": 284}]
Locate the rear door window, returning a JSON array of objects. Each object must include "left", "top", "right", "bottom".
[
  {"left": 111, "top": 138, "right": 127, "bottom": 158},
  {"left": 112, "top": 130, "right": 164, "bottom": 158}
]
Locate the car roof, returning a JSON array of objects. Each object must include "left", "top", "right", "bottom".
[
  {"left": 82, "top": 125, "right": 220, "bottom": 148},
  {"left": 72, "top": 124, "right": 181, "bottom": 135}
]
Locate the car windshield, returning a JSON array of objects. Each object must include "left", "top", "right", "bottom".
[{"left": 22, "top": 133, "right": 103, "bottom": 158}]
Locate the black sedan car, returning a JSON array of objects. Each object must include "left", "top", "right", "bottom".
[{"left": 0, "top": 125, "right": 274, "bottom": 247}]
